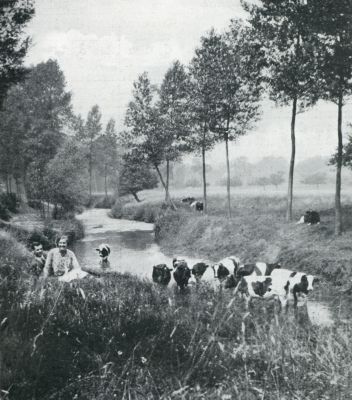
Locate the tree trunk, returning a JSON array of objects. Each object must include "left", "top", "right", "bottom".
[
  {"left": 155, "top": 164, "right": 176, "bottom": 210},
  {"left": 165, "top": 159, "right": 170, "bottom": 203},
  {"left": 89, "top": 158, "right": 92, "bottom": 200},
  {"left": 104, "top": 165, "right": 108, "bottom": 199},
  {"left": 225, "top": 131, "right": 232, "bottom": 218},
  {"left": 286, "top": 96, "right": 297, "bottom": 222},
  {"left": 202, "top": 133, "right": 207, "bottom": 214},
  {"left": 335, "top": 94, "right": 343, "bottom": 235},
  {"left": 131, "top": 191, "right": 141, "bottom": 202}
]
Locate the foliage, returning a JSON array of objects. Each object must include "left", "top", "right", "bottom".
[
  {"left": 119, "top": 151, "right": 158, "bottom": 202},
  {"left": 0, "top": 60, "right": 73, "bottom": 203},
  {"left": 158, "top": 61, "right": 192, "bottom": 162},
  {"left": 44, "top": 139, "right": 89, "bottom": 215},
  {"left": 0, "top": 0, "right": 35, "bottom": 106},
  {"left": 95, "top": 118, "right": 119, "bottom": 196}
]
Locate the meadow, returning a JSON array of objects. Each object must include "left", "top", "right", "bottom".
[{"left": 2, "top": 186, "right": 352, "bottom": 399}]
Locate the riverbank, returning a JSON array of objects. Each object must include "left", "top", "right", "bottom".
[
  {"left": 110, "top": 193, "right": 352, "bottom": 285},
  {"left": 2, "top": 202, "right": 352, "bottom": 398}
]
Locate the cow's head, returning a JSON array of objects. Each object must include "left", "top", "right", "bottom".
[
  {"left": 173, "top": 264, "right": 191, "bottom": 288},
  {"left": 212, "top": 263, "right": 230, "bottom": 280},
  {"left": 152, "top": 264, "right": 172, "bottom": 285},
  {"left": 96, "top": 244, "right": 111, "bottom": 260},
  {"left": 191, "top": 262, "right": 209, "bottom": 278},
  {"left": 173, "top": 258, "right": 188, "bottom": 269}
]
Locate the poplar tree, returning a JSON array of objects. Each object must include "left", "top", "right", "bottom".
[
  {"left": 243, "top": 0, "right": 320, "bottom": 222},
  {"left": 311, "top": 0, "right": 352, "bottom": 234}
]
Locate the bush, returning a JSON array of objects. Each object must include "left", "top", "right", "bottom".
[
  {"left": 0, "top": 200, "right": 10, "bottom": 220},
  {"left": 0, "top": 192, "right": 20, "bottom": 213}
]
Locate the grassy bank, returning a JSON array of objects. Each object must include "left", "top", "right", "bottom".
[
  {"left": 1, "top": 259, "right": 352, "bottom": 399},
  {"left": 112, "top": 193, "right": 352, "bottom": 284}
]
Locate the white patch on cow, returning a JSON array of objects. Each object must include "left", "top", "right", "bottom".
[
  {"left": 255, "top": 262, "right": 267, "bottom": 275},
  {"left": 296, "top": 216, "right": 305, "bottom": 224}
]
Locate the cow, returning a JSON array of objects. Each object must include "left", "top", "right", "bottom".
[
  {"left": 224, "top": 262, "right": 281, "bottom": 289},
  {"left": 191, "top": 262, "right": 210, "bottom": 280},
  {"left": 190, "top": 201, "right": 203, "bottom": 211},
  {"left": 201, "top": 256, "right": 240, "bottom": 285},
  {"left": 173, "top": 262, "right": 192, "bottom": 290},
  {"left": 96, "top": 243, "right": 111, "bottom": 269},
  {"left": 234, "top": 270, "right": 319, "bottom": 310},
  {"left": 270, "top": 268, "right": 319, "bottom": 308},
  {"left": 152, "top": 264, "right": 173, "bottom": 286},
  {"left": 297, "top": 210, "right": 320, "bottom": 225},
  {"left": 182, "top": 197, "right": 196, "bottom": 204}
]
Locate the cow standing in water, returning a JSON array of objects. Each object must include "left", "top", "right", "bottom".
[
  {"left": 225, "top": 262, "right": 281, "bottom": 289},
  {"left": 172, "top": 258, "right": 191, "bottom": 290},
  {"left": 152, "top": 264, "right": 173, "bottom": 286}
]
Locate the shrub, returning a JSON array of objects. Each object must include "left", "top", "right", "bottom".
[{"left": 0, "top": 192, "right": 20, "bottom": 213}]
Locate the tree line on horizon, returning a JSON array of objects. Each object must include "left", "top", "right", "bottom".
[{"left": 1, "top": 1, "right": 352, "bottom": 235}]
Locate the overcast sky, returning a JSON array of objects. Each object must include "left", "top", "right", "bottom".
[{"left": 25, "top": 0, "right": 352, "bottom": 163}]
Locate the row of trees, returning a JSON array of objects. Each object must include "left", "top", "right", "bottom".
[{"left": 122, "top": 0, "right": 352, "bottom": 235}]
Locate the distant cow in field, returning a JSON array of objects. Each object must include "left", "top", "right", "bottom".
[
  {"left": 152, "top": 264, "right": 173, "bottom": 286},
  {"left": 297, "top": 210, "right": 320, "bottom": 225},
  {"left": 190, "top": 201, "right": 203, "bottom": 211},
  {"left": 182, "top": 197, "right": 196, "bottom": 204}
]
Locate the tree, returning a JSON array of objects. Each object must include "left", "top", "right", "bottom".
[
  {"left": 252, "top": 176, "right": 270, "bottom": 190},
  {"left": 0, "top": 0, "right": 35, "bottom": 107},
  {"left": 189, "top": 42, "right": 219, "bottom": 214},
  {"left": 158, "top": 61, "right": 192, "bottom": 203},
  {"left": 82, "top": 105, "right": 102, "bottom": 199},
  {"left": 311, "top": 0, "right": 352, "bottom": 235},
  {"left": 0, "top": 60, "right": 72, "bottom": 199},
  {"left": 119, "top": 151, "right": 158, "bottom": 202},
  {"left": 193, "top": 24, "right": 262, "bottom": 217},
  {"left": 269, "top": 171, "right": 285, "bottom": 189},
  {"left": 45, "top": 139, "right": 89, "bottom": 218},
  {"left": 95, "top": 118, "right": 118, "bottom": 198},
  {"left": 124, "top": 73, "right": 174, "bottom": 206},
  {"left": 244, "top": 0, "right": 320, "bottom": 222},
  {"left": 301, "top": 172, "right": 327, "bottom": 188}
]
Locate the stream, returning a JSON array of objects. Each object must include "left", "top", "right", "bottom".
[{"left": 74, "top": 208, "right": 344, "bottom": 327}]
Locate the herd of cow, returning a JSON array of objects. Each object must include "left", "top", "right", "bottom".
[{"left": 152, "top": 256, "right": 320, "bottom": 312}]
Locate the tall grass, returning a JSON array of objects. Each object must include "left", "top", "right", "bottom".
[{"left": 1, "top": 268, "right": 352, "bottom": 399}]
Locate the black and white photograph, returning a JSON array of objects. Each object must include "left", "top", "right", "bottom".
[{"left": 1, "top": 0, "right": 352, "bottom": 398}]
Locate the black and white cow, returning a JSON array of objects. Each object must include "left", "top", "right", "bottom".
[
  {"left": 182, "top": 197, "right": 196, "bottom": 204},
  {"left": 297, "top": 210, "right": 320, "bottom": 225},
  {"left": 234, "top": 270, "right": 319, "bottom": 310},
  {"left": 96, "top": 244, "right": 111, "bottom": 269},
  {"left": 202, "top": 256, "right": 241, "bottom": 283},
  {"left": 173, "top": 263, "right": 192, "bottom": 290},
  {"left": 224, "top": 261, "right": 281, "bottom": 289},
  {"left": 152, "top": 264, "right": 173, "bottom": 286},
  {"left": 190, "top": 201, "right": 203, "bottom": 212},
  {"left": 270, "top": 268, "right": 319, "bottom": 308}
]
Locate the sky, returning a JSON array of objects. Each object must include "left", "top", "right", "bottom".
[{"left": 25, "top": 0, "right": 352, "bottom": 163}]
